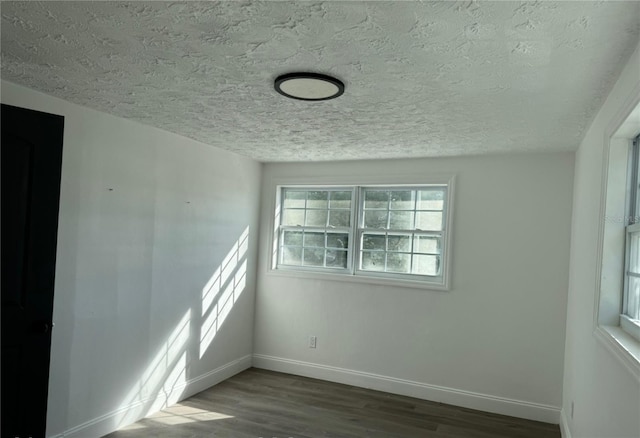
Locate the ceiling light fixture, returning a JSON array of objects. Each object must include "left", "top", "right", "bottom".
[{"left": 274, "top": 72, "right": 344, "bottom": 101}]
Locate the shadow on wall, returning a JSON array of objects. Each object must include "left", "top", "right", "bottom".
[{"left": 110, "top": 226, "right": 250, "bottom": 429}]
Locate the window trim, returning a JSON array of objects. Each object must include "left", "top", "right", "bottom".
[
  {"left": 594, "top": 84, "right": 640, "bottom": 379},
  {"left": 355, "top": 185, "right": 448, "bottom": 283},
  {"left": 267, "top": 174, "right": 455, "bottom": 291},
  {"left": 277, "top": 186, "right": 356, "bottom": 273}
]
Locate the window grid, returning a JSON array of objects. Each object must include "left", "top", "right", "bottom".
[
  {"left": 358, "top": 187, "right": 446, "bottom": 278},
  {"left": 278, "top": 189, "right": 353, "bottom": 271},
  {"left": 358, "top": 231, "right": 442, "bottom": 275},
  {"left": 279, "top": 229, "right": 350, "bottom": 270}
]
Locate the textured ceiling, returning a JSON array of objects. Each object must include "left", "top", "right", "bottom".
[{"left": 1, "top": 1, "right": 639, "bottom": 162}]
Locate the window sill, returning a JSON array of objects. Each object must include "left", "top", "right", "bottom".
[
  {"left": 594, "top": 325, "right": 640, "bottom": 380},
  {"left": 266, "top": 267, "right": 450, "bottom": 291},
  {"left": 620, "top": 314, "right": 640, "bottom": 341}
]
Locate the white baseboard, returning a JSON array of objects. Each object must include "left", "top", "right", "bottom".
[
  {"left": 253, "top": 354, "right": 561, "bottom": 424},
  {"left": 560, "top": 409, "right": 573, "bottom": 438},
  {"left": 48, "top": 354, "right": 252, "bottom": 438}
]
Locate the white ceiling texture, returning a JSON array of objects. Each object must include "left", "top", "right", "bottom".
[{"left": 1, "top": 1, "right": 639, "bottom": 162}]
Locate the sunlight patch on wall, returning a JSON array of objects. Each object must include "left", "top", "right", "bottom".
[
  {"left": 115, "top": 309, "right": 191, "bottom": 427},
  {"left": 199, "top": 227, "right": 250, "bottom": 359},
  {"left": 147, "top": 351, "right": 187, "bottom": 413},
  {"left": 201, "top": 226, "right": 249, "bottom": 317},
  {"left": 112, "top": 227, "right": 251, "bottom": 431}
]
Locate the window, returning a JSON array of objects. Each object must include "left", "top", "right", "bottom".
[
  {"left": 358, "top": 187, "right": 445, "bottom": 277},
  {"left": 595, "top": 100, "right": 640, "bottom": 376},
  {"left": 279, "top": 188, "right": 354, "bottom": 270},
  {"left": 274, "top": 184, "right": 451, "bottom": 288},
  {"left": 623, "top": 134, "right": 640, "bottom": 341}
]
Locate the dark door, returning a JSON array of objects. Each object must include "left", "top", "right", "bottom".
[{"left": 2, "top": 104, "right": 64, "bottom": 438}]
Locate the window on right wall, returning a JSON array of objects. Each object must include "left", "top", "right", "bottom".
[
  {"left": 595, "top": 98, "right": 640, "bottom": 376},
  {"left": 623, "top": 134, "right": 640, "bottom": 341}
]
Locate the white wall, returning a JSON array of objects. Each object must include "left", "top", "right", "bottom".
[
  {"left": 562, "top": 45, "right": 640, "bottom": 438},
  {"left": 1, "top": 81, "right": 262, "bottom": 437},
  {"left": 254, "top": 153, "right": 574, "bottom": 422}
]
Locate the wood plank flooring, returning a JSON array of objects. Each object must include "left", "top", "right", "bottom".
[{"left": 105, "top": 368, "right": 560, "bottom": 438}]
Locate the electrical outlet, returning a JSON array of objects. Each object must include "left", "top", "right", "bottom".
[
  {"left": 309, "top": 336, "right": 317, "bottom": 349},
  {"left": 571, "top": 401, "right": 574, "bottom": 419}
]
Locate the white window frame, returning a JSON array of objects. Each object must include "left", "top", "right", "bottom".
[
  {"left": 594, "top": 88, "right": 640, "bottom": 380},
  {"left": 276, "top": 187, "right": 356, "bottom": 273},
  {"left": 268, "top": 175, "right": 454, "bottom": 291},
  {"left": 355, "top": 186, "right": 448, "bottom": 284}
]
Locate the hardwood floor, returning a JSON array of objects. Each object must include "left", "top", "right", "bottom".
[{"left": 105, "top": 368, "right": 560, "bottom": 438}]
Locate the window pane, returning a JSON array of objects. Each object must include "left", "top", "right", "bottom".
[
  {"left": 387, "top": 235, "right": 411, "bottom": 252},
  {"left": 283, "top": 190, "right": 306, "bottom": 209},
  {"left": 362, "top": 234, "right": 385, "bottom": 250},
  {"left": 304, "top": 232, "right": 325, "bottom": 248},
  {"left": 627, "top": 276, "right": 640, "bottom": 320},
  {"left": 414, "top": 236, "right": 440, "bottom": 254},
  {"left": 417, "top": 190, "right": 444, "bottom": 210},
  {"left": 330, "top": 191, "right": 352, "bottom": 209},
  {"left": 416, "top": 211, "right": 442, "bottom": 231},
  {"left": 389, "top": 211, "right": 414, "bottom": 229},
  {"left": 386, "top": 253, "right": 410, "bottom": 273},
  {"left": 307, "top": 191, "right": 329, "bottom": 209},
  {"left": 282, "top": 209, "right": 305, "bottom": 226},
  {"left": 327, "top": 233, "right": 349, "bottom": 249},
  {"left": 390, "top": 190, "right": 415, "bottom": 210},
  {"left": 361, "top": 251, "right": 385, "bottom": 271},
  {"left": 303, "top": 248, "right": 325, "bottom": 267},
  {"left": 364, "top": 190, "right": 389, "bottom": 209},
  {"left": 630, "top": 232, "right": 640, "bottom": 274},
  {"left": 413, "top": 254, "right": 439, "bottom": 276},
  {"left": 364, "top": 210, "right": 388, "bottom": 228},
  {"left": 329, "top": 210, "right": 350, "bottom": 227},
  {"left": 326, "top": 250, "right": 348, "bottom": 268},
  {"left": 283, "top": 230, "right": 303, "bottom": 246},
  {"left": 282, "top": 247, "right": 302, "bottom": 265},
  {"left": 305, "top": 210, "right": 328, "bottom": 227}
]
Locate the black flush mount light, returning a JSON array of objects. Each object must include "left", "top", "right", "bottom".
[{"left": 274, "top": 72, "right": 344, "bottom": 101}]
